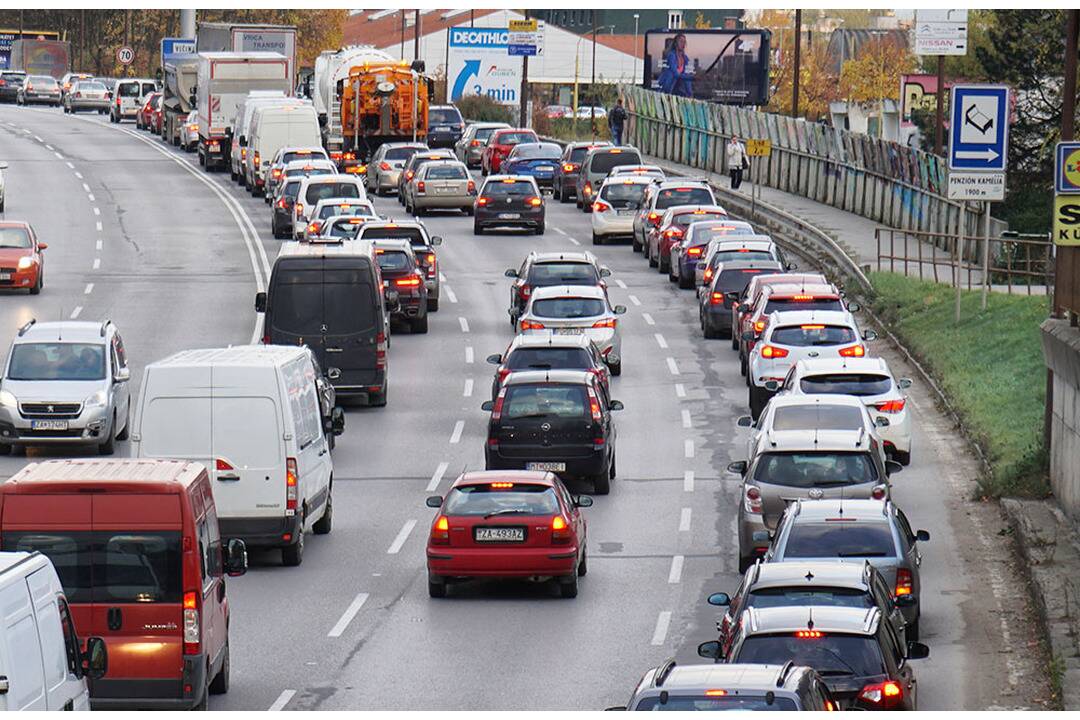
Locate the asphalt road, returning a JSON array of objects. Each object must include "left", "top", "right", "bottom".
[{"left": 0, "top": 103, "right": 1053, "bottom": 711}]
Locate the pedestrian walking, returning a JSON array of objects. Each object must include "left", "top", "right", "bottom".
[
  {"left": 608, "top": 98, "right": 627, "bottom": 146},
  {"left": 727, "top": 135, "right": 748, "bottom": 190}
]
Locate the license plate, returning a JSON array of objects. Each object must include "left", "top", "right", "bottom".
[
  {"left": 31, "top": 420, "right": 68, "bottom": 431},
  {"left": 0, "top": 273, "right": 10, "bottom": 280},
  {"left": 526, "top": 462, "right": 566, "bottom": 472},
  {"left": 617, "top": 209, "right": 634, "bottom": 215},
  {"left": 435, "top": 126, "right": 450, "bottom": 132},
  {"left": 475, "top": 527, "right": 525, "bottom": 542},
  {"left": 536, "top": 166, "right": 553, "bottom": 172},
  {"left": 498, "top": 213, "right": 520, "bottom": 220},
  {"left": 208, "top": 142, "right": 219, "bottom": 150},
  {"left": 554, "top": 328, "right": 584, "bottom": 335},
  {"left": 383, "top": 280, "right": 389, "bottom": 287}
]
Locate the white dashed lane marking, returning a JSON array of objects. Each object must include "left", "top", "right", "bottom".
[
  {"left": 641, "top": 312, "right": 655, "bottom": 326},
  {"left": 628, "top": 295, "right": 641, "bottom": 306},
  {"left": 463, "top": 378, "right": 474, "bottom": 397},
  {"left": 449, "top": 420, "right": 464, "bottom": 444},
  {"left": 458, "top": 317, "right": 470, "bottom": 333},
  {"left": 426, "top": 461, "right": 450, "bottom": 493},
  {"left": 568, "top": 237, "right": 580, "bottom": 246},
  {"left": 675, "top": 383, "right": 686, "bottom": 398},
  {"left": 465, "top": 346, "right": 474, "bottom": 364},
  {"left": 614, "top": 278, "right": 627, "bottom": 289},
  {"left": 92, "top": 259, "right": 100, "bottom": 270},
  {"left": 386, "top": 519, "right": 417, "bottom": 555},
  {"left": 82, "top": 183, "right": 90, "bottom": 192},
  {"left": 683, "top": 470, "right": 695, "bottom": 492},
  {"left": 666, "top": 357, "right": 680, "bottom": 375},
  {"left": 84, "top": 283, "right": 94, "bottom": 295},
  {"left": 650, "top": 611, "right": 672, "bottom": 646},
  {"left": 95, "top": 222, "right": 102, "bottom": 232},
  {"left": 70, "top": 306, "right": 82, "bottom": 320},
  {"left": 679, "top": 508, "right": 692, "bottom": 532},
  {"left": 92, "top": 207, "right": 100, "bottom": 216},
  {"left": 444, "top": 286, "right": 458, "bottom": 303},
  {"left": 654, "top": 333, "right": 668, "bottom": 349},
  {"left": 681, "top": 409, "right": 692, "bottom": 429},
  {"left": 326, "top": 592, "right": 369, "bottom": 638},
  {"left": 668, "top": 556, "right": 684, "bottom": 584},
  {"left": 684, "top": 439, "right": 694, "bottom": 459},
  {"left": 268, "top": 690, "right": 296, "bottom": 712}
]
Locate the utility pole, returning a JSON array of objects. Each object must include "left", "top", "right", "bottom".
[
  {"left": 791, "top": 9, "right": 802, "bottom": 118},
  {"left": 519, "top": 9, "right": 530, "bottom": 127},
  {"left": 591, "top": 21, "right": 598, "bottom": 138},
  {"left": 934, "top": 55, "right": 945, "bottom": 155},
  {"left": 414, "top": 9, "right": 420, "bottom": 61},
  {"left": 79, "top": 10, "right": 85, "bottom": 71},
  {"left": 400, "top": 11, "right": 405, "bottom": 58}
]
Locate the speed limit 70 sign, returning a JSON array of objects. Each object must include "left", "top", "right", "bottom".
[{"left": 116, "top": 46, "right": 134, "bottom": 65}]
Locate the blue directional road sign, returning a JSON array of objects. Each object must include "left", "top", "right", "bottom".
[
  {"left": 949, "top": 84, "right": 1010, "bottom": 172},
  {"left": 161, "top": 37, "right": 195, "bottom": 66}
]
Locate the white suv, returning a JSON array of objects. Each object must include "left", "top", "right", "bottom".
[{"left": 0, "top": 319, "right": 131, "bottom": 455}]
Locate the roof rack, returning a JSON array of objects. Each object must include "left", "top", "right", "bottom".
[
  {"left": 100, "top": 319, "right": 113, "bottom": 337},
  {"left": 654, "top": 658, "right": 677, "bottom": 687},
  {"left": 776, "top": 660, "right": 796, "bottom": 687},
  {"left": 17, "top": 318, "right": 36, "bottom": 336}
]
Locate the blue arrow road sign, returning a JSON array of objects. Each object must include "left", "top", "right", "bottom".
[
  {"left": 949, "top": 84, "right": 1009, "bottom": 172},
  {"left": 451, "top": 59, "right": 481, "bottom": 102}
]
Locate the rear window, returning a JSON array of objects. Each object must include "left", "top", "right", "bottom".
[
  {"left": 801, "top": 374, "right": 893, "bottom": 397},
  {"left": 674, "top": 211, "right": 726, "bottom": 227},
  {"left": 443, "top": 484, "right": 558, "bottom": 516},
  {"left": 712, "top": 250, "right": 775, "bottom": 264},
  {"left": 286, "top": 167, "right": 333, "bottom": 178},
  {"left": 589, "top": 150, "right": 642, "bottom": 174},
  {"left": 375, "top": 250, "right": 412, "bottom": 272},
  {"left": 141, "top": 82, "right": 157, "bottom": 95},
  {"left": 305, "top": 182, "right": 360, "bottom": 204},
  {"left": 783, "top": 522, "right": 897, "bottom": 559},
  {"left": 4, "top": 531, "right": 182, "bottom": 604},
  {"left": 511, "top": 143, "right": 561, "bottom": 159},
  {"left": 735, "top": 633, "right": 887, "bottom": 678},
  {"left": 751, "top": 452, "right": 878, "bottom": 488},
  {"left": 527, "top": 262, "right": 599, "bottom": 286},
  {"left": 283, "top": 150, "right": 323, "bottom": 164},
  {"left": 117, "top": 82, "right": 140, "bottom": 97},
  {"left": 599, "top": 182, "right": 647, "bottom": 208},
  {"left": 324, "top": 274, "right": 377, "bottom": 333},
  {"left": 318, "top": 204, "right": 371, "bottom": 220},
  {"left": 429, "top": 107, "right": 462, "bottom": 124},
  {"left": 385, "top": 146, "right": 423, "bottom": 161},
  {"left": 715, "top": 268, "right": 766, "bottom": 294},
  {"left": 531, "top": 297, "right": 606, "bottom": 319},
  {"left": 633, "top": 696, "right": 798, "bottom": 711},
  {"left": 771, "top": 325, "right": 856, "bottom": 347},
  {"left": 269, "top": 267, "right": 377, "bottom": 335},
  {"left": 482, "top": 180, "right": 533, "bottom": 196},
  {"left": 363, "top": 227, "right": 425, "bottom": 244},
  {"left": 76, "top": 82, "right": 106, "bottom": 91},
  {"left": 503, "top": 384, "right": 587, "bottom": 419},
  {"left": 506, "top": 347, "right": 593, "bottom": 371},
  {"left": 771, "top": 404, "right": 865, "bottom": 431},
  {"left": 426, "top": 164, "right": 467, "bottom": 179},
  {"left": 764, "top": 298, "right": 844, "bottom": 314},
  {"left": 747, "top": 586, "right": 875, "bottom": 610},
  {"left": 327, "top": 219, "right": 366, "bottom": 238},
  {"left": 657, "top": 187, "right": 714, "bottom": 208},
  {"left": 494, "top": 131, "right": 538, "bottom": 145}
]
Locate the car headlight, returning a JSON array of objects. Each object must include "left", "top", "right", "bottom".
[
  {"left": 0, "top": 390, "right": 17, "bottom": 408},
  {"left": 84, "top": 390, "right": 108, "bottom": 408},
  {"left": 17, "top": 256, "right": 34, "bottom": 270}
]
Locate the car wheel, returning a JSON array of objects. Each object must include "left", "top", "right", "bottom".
[
  {"left": 9, "top": 444, "right": 24, "bottom": 457},
  {"left": 313, "top": 488, "right": 333, "bottom": 534},
  {"left": 593, "top": 471, "right": 611, "bottom": 495},
  {"left": 29, "top": 271, "right": 42, "bottom": 295},
  {"left": 208, "top": 640, "right": 230, "bottom": 694},
  {"left": 608, "top": 359, "right": 621, "bottom": 377},
  {"left": 894, "top": 449, "right": 912, "bottom": 466},
  {"left": 98, "top": 415, "right": 116, "bottom": 455},
  {"left": 907, "top": 616, "right": 920, "bottom": 642},
  {"left": 428, "top": 574, "right": 447, "bottom": 598},
  {"left": 116, "top": 409, "right": 130, "bottom": 441},
  {"left": 368, "top": 384, "right": 388, "bottom": 407},
  {"left": 703, "top": 318, "right": 720, "bottom": 339},
  {"left": 592, "top": 232, "right": 602, "bottom": 246},
  {"left": 632, "top": 233, "right": 642, "bottom": 252},
  {"left": 0, "top": 444, "right": 11, "bottom": 456},
  {"left": 552, "top": 184, "right": 561, "bottom": 201},
  {"left": 473, "top": 222, "right": 483, "bottom": 236},
  {"left": 535, "top": 222, "right": 545, "bottom": 235},
  {"left": 740, "top": 352, "right": 748, "bottom": 377},
  {"left": 411, "top": 314, "right": 429, "bottom": 334},
  {"left": 583, "top": 203, "right": 592, "bottom": 214},
  {"left": 464, "top": 206, "right": 474, "bottom": 216},
  {"left": 282, "top": 520, "right": 304, "bottom": 566},
  {"left": 427, "top": 297, "right": 439, "bottom": 312},
  {"left": 578, "top": 549, "right": 588, "bottom": 577},
  {"left": 558, "top": 573, "right": 579, "bottom": 598},
  {"left": 731, "top": 332, "right": 739, "bottom": 351},
  {"left": 678, "top": 273, "right": 694, "bottom": 290},
  {"left": 748, "top": 386, "right": 768, "bottom": 422},
  {"left": 647, "top": 247, "right": 658, "bottom": 268}
]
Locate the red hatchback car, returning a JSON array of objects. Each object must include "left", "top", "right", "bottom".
[
  {"left": 0, "top": 221, "right": 46, "bottom": 293},
  {"left": 481, "top": 128, "right": 538, "bottom": 176},
  {"left": 136, "top": 91, "right": 161, "bottom": 131},
  {"left": 425, "top": 471, "right": 591, "bottom": 599}
]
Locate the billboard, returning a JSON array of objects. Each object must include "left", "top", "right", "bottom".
[
  {"left": 643, "top": 29, "right": 770, "bottom": 105},
  {"left": 0, "top": 30, "right": 60, "bottom": 70},
  {"left": 447, "top": 26, "right": 521, "bottom": 106}
]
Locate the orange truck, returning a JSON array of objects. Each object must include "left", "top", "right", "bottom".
[{"left": 340, "top": 59, "right": 431, "bottom": 162}]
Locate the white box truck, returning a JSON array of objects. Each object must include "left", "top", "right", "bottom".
[
  {"left": 244, "top": 103, "right": 321, "bottom": 194},
  {"left": 196, "top": 51, "right": 289, "bottom": 172}
]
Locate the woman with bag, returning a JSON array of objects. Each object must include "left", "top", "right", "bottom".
[{"left": 726, "top": 135, "right": 748, "bottom": 190}]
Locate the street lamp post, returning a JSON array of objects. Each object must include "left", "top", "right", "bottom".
[
  {"left": 633, "top": 14, "right": 640, "bottom": 84},
  {"left": 589, "top": 24, "right": 616, "bottom": 140}
]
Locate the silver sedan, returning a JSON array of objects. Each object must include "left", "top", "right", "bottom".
[
  {"left": 405, "top": 160, "right": 476, "bottom": 215},
  {"left": 516, "top": 285, "right": 626, "bottom": 375}
]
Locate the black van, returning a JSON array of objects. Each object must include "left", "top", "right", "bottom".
[{"left": 255, "top": 241, "right": 391, "bottom": 406}]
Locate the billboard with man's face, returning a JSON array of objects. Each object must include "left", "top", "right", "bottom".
[{"left": 643, "top": 29, "right": 771, "bottom": 106}]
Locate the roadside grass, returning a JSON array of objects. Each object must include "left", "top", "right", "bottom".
[{"left": 866, "top": 272, "right": 1050, "bottom": 497}]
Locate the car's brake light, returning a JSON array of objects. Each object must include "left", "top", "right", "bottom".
[
  {"left": 528, "top": 196, "right": 543, "bottom": 207},
  {"left": 518, "top": 284, "right": 531, "bottom": 298},
  {"left": 593, "top": 200, "right": 612, "bottom": 212},
  {"left": 497, "top": 367, "right": 512, "bottom": 384},
  {"left": 838, "top": 344, "right": 866, "bottom": 357},
  {"left": 792, "top": 294, "right": 814, "bottom": 301},
  {"left": 587, "top": 387, "right": 603, "bottom": 422},
  {"left": 895, "top": 568, "right": 913, "bottom": 597},
  {"left": 710, "top": 292, "right": 724, "bottom": 305},
  {"left": 871, "top": 485, "right": 887, "bottom": 500},
  {"left": 592, "top": 318, "right": 617, "bottom": 329},
  {"left": 295, "top": 202, "right": 304, "bottom": 217},
  {"left": 394, "top": 276, "right": 422, "bottom": 287},
  {"left": 272, "top": 168, "right": 282, "bottom": 179},
  {"left": 519, "top": 320, "right": 545, "bottom": 330},
  {"left": 801, "top": 324, "right": 825, "bottom": 330},
  {"left": 687, "top": 246, "right": 703, "bottom": 257},
  {"left": 551, "top": 514, "right": 572, "bottom": 545},
  {"left": 753, "top": 319, "right": 766, "bottom": 333},
  {"left": 215, "top": 458, "right": 234, "bottom": 471},
  {"left": 405, "top": 170, "right": 414, "bottom": 180},
  {"left": 276, "top": 198, "right": 286, "bottom": 209},
  {"left": 760, "top": 345, "right": 788, "bottom": 359},
  {"left": 583, "top": 182, "right": 592, "bottom": 196},
  {"left": 307, "top": 222, "right": 321, "bottom": 235},
  {"left": 704, "top": 690, "right": 727, "bottom": 697},
  {"left": 491, "top": 388, "right": 506, "bottom": 421},
  {"left": 858, "top": 681, "right": 903, "bottom": 708},
  {"left": 562, "top": 163, "right": 574, "bottom": 172},
  {"left": 375, "top": 331, "right": 387, "bottom": 370},
  {"left": 663, "top": 228, "right": 683, "bottom": 239},
  {"left": 647, "top": 211, "right": 661, "bottom": 224},
  {"left": 417, "top": 181, "right": 425, "bottom": 193},
  {"left": 431, "top": 515, "right": 450, "bottom": 545},
  {"left": 744, "top": 485, "right": 762, "bottom": 514},
  {"left": 379, "top": 161, "right": 391, "bottom": 171},
  {"left": 285, "top": 458, "right": 298, "bottom": 513},
  {"left": 795, "top": 630, "right": 824, "bottom": 639},
  {"left": 875, "top": 398, "right": 906, "bottom": 413},
  {"left": 703, "top": 267, "right": 713, "bottom": 282},
  {"left": 183, "top": 590, "right": 200, "bottom": 655},
  {"left": 477, "top": 197, "right": 490, "bottom": 206},
  {"left": 471, "top": 139, "right": 481, "bottom": 146}
]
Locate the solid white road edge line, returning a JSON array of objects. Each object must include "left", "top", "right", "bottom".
[
  {"left": 387, "top": 519, "right": 418, "bottom": 555},
  {"left": 327, "top": 592, "right": 369, "bottom": 638}
]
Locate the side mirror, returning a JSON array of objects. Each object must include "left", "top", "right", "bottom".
[
  {"left": 486, "top": 353, "right": 502, "bottom": 365},
  {"left": 894, "top": 594, "right": 917, "bottom": 608},
  {"left": 613, "top": 305, "right": 627, "bottom": 315},
  {"left": 907, "top": 642, "right": 930, "bottom": 660},
  {"left": 697, "top": 640, "right": 722, "bottom": 660},
  {"left": 481, "top": 400, "right": 494, "bottom": 412},
  {"left": 330, "top": 407, "right": 345, "bottom": 436},
  {"left": 239, "top": 135, "right": 247, "bottom": 147},
  {"left": 327, "top": 366, "right": 342, "bottom": 381},
  {"left": 83, "top": 636, "right": 108, "bottom": 680},
  {"left": 574, "top": 495, "right": 594, "bottom": 508},
  {"left": 874, "top": 416, "right": 891, "bottom": 428},
  {"left": 863, "top": 329, "right": 878, "bottom": 342},
  {"left": 504, "top": 268, "right": 518, "bottom": 278},
  {"left": 738, "top": 303, "right": 751, "bottom": 313},
  {"left": 885, "top": 459, "right": 903, "bottom": 476},
  {"left": 609, "top": 400, "right": 624, "bottom": 411},
  {"left": 113, "top": 367, "right": 130, "bottom": 383},
  {"left": 425, "top": 495, "right": 443, "bottom": 509},
  {"left": 916, "top": 529, "right": 930, "bottom": 542},
  {"left": 786, "top": 262, "right": 799, "bottom": 270},
  {"left": 727, "top": 460, "right": 748, "bottom": 476},
  {"left": 223, "top": 538, "right": 248, "bottom": 577},
  {"left": 707, "top": 592, "right": 731, "bottom": 607},
  {"left": 736, "top": 415, "right": 754, "bottom": 428},
  {"left": 846, "top": 301, "right": 861, "bottom": 312},
  {"left": 255, "top": 291, "right": 267, "bottom": 313},
  {"left": 897, "top": 378, "right": 912, "bottom": 390},
  {"left": 37, "top": 243, "right": 47, "bottom": 250},
  {"left": 741, "top": 330, "right": 754, "bottom": 341},
  {"left": 764, "top": 380, "right": 779, "bottom": 392},
  {"left": 599, "top": 267, "right": 612, "bottom": 278},
  {"left": 430, "top": 235, "right": 443, "bottom": 246},
  {"left": 0, "top": 162, "right": 8, "bottom": 170}
]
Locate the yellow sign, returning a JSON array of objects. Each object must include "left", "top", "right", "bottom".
[
  {"left": 1055, "top": 195, "right": 1080, "bottom": 246},
  {"left": 746, "top": 139, "right": 771, "bottom": 157},
  {"left": 508, "top": 19, "right": 538, "bottom": 33}
]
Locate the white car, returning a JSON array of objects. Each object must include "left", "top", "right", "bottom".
[
  {"left": 738, "top": 393, "right": 887, "bottom": 464},
  {"left": 293, "top": 174, "right": 367, "bottom": 238},
  {"left": 591, "top": 176, "right": 653, "bottom": 245},
  {"left": 747, "top": 310, "right": 876, "bottom": 420},
  {"left": 517, "top": 285, "right": 626, "bottom": 375},
  {"left": 776, "top": 357, "right": 914, "bottom": 465},
  {"left": 607, "top": 164, "right": 665, "bottom": 180},
  {"left": 305, "top": 197, "right": 377, "bottom": 239}
]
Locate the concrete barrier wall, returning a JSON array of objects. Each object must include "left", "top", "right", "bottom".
[{"left": 621, "top": 85, "right": 992, "bottom": 238}]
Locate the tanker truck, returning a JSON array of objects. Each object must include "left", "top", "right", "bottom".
[{"left": 311, "top": 45, "right": 398, "bottom": 168}]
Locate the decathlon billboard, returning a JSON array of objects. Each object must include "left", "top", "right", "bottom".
[{"left": 448, "top": 26, "right": 521, "bottom": 105}]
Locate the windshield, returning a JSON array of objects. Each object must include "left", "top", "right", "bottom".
[
  {"left": 503, "top": 384, "right": 587, "bottom": 419},
  {"left": 801, "top": 374, "right": 893, "bottom": 397},
  {"left": 76, "top": 82, "right": 106, "bottom": 92},
  {"left": 715, "top": 268, "right": 766, "bottom": 294},
  {"left": 507, "top": 347, "right": 593, "bottom": 371},
  {"left": 8, "top": 343, "right": 106, "bottom": 381},
  {"left": 736, "top": 633, "right": 886, "bottom": 678},
  {"left": 429, "top": 107, "right": 461, "bottom": 124},
  {"left": 527, "top": 262, "right": 599, "bottom": 286},
  {"left": 0, "top": 227, "right": 31, "bottom": 249},
  {"left": 30, "top": 76, "right": 57, "bottom": 87},
  {"left": 752, "top": 452, "right": 878, "bottom": 488},
  {"left": 657, "top": 187, "right": 714, "bottom": 208},
  {"left": 784, "top": 522, "right": 897, "bottom": 559},
  {"left": 494, "top": 131, "right": 538, "bottom": 146},
  {"left": 443, "top": 484, "right": 558, "bottom": 516},
  {"left": 306, "top": 182, "right": 360, "bottom": 204},
  {"left": 511, "top": 144, "right": 561, "bottom": 160},
  {"left": 590, "top": 150, "right": 642, "bottom": 174},
  {"left": 633, "top": 696, "right": 798, "bottom": 711},
  {"left": 599, "top": 182, "right": 647, "bottom": 208},
  {"left": 771, "top": 405, "right": 865, "bottom": 431},
  {"left": 747, "top": 586, "right": 876, "bottom": 610},
  {"left": 427, "top": 164, "right": 467, "bottom": 180},
  {"left": 483, "top": 181, "right": 533, "bottom": 196},
  {"left": 531, "top": 297, "right": 606, "bottom": 319},
  {"left": 375, "top": 251, "right": 412, "bottom": 272},
  {"left": 385, "top": 146, "right": 423, "bottom": 161},
  {"left": 318, "top": 204, "right": 371, "bottom": 220},
  {"left": 771, "top": 325, "right": 856, "bottom": 347}
]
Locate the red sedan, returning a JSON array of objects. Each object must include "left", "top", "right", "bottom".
[
  {"left": 481, "top": 128, "right": 538, "bottom": 176},
  {"left": 0, "top": 222, "right": 47, "bottom": 294},
  {"left": 135, "top": 91, "right": 161, "bottom": 131},
  {"left": 425, "top": 471, "right": 590, "bottom": 598}
]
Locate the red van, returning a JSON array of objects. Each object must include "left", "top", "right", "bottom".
[{"left": 0, "top": 459, "right": 247, "bottom": 709}]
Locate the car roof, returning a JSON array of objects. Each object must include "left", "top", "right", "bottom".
[
  {"left": 5, "top": 459, "right": 207, "bottom": 491},
  {"left": 380, "top": 142, "right": 428, "bottom": 150},
  {"left": 757, "top": 427, "right": 872, "bottom": 452},
  {"left": 299, "top": 173, "right": 362, "bottom": 184},
  {"left": 313, "top": 197, "right": 371, "bottom": 207},
  {"left": 708, "top": 236, "right": 775, "bottom": 248},
  {"left": 768, "top": 310, "right": 854, "bottom": 326},
  {"left": 567, "top": 140, "right": 610, "bottom": 149},
  {"left": 792, "top": 498, "right": 893, "bottom": 522},
  {"left": 470, "top": 122, "right": 510, "bottom": 129},
  {"left": 767, "top": 393, "right": 868, "bottom": 411},
  {"left": 643, "top": 662, "right": 801, "bottom": 692},
  {"left": 793, "top": 357, "right": 892, "bottom": 376},
  {"left": 508, "top": 333, "right": 595, "bottom": 350},
  {"left": 0, "top": 221, "right": 31, "bottom": 230},
  {"left": 530, "top": 284, "right": 607, "bottom": 300},
  {"left": 753, "top": 273, "right": 828, "bottom": 288},
  {"left": 372, "top": 238, "right": 413, "bottom": 253},
  {"left": 485, "top": 174, "right": 538, "bottom": 183},
  {"left": 528, "top": 251, "right": 596, "bottom": 264},
  {"left": 278, "top": 239, "right": 374, "bottom": 258},
  {"left": 763, "top": 282, "right": 838, "bottom": 297},
  {"left": 750, "top": 560, "right": 871, "bottom": 590},
  {"left": 665, "top": 204, "right": 727, "bottom": 216},
  {"left": 656, "top": 177, "right": 711, "bottom": 187},
  {"left": 16, "top": 321, "right": 110, "bottom": 344},
  {"left": 600, "top": 176, "right": 654, "bottom": 187},
  {"left": 501, "top": 369, "right": 594, "bottom": 386},
  {"left": 744, "top": 605, "right": 880, "bottom": 636},
  {"left": 452, "top": 470, "right": 555, "bottom": 488},
  {"left": 360, "top": 220, "right": 425, "bottom": 231}
]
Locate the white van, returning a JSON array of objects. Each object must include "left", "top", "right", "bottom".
[
  {"left": 245, "top": 104, "right": 321, "bottom": 196},
  {"left": 229, "top": 91, "right": 293, "bottom": 183},
  {"left": 293, "top": 174, "right": 367, "bottom": 238},
  {"left": 108, "top": 78, "right": 158, "bottom": 123},
  {"left": 0, "top": 552, "right": 107, "bottom": 710},
  {"left": 132, "top": 345, "right": 342, "bottom": 567}
]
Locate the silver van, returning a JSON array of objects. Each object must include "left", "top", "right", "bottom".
[{"left": 575, "top": 146, "right": 643, "bottom": 212}]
